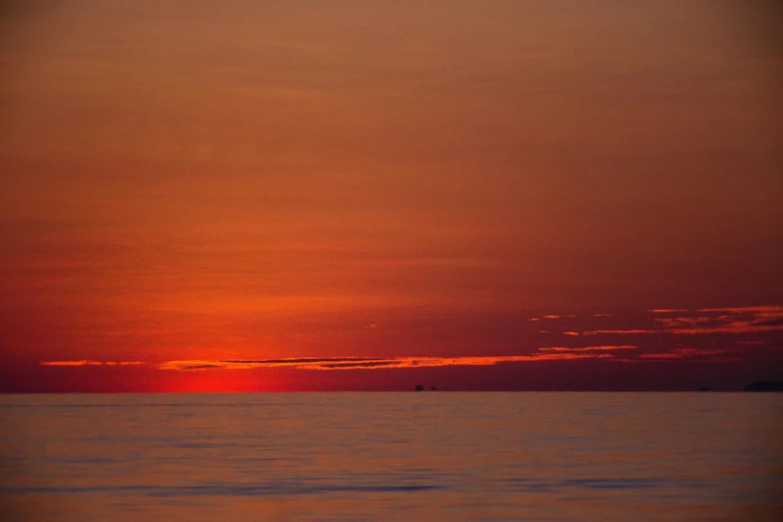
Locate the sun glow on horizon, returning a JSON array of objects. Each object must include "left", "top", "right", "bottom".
[{"left": 1, "top": 2, "right": 781, "bottom": 393}]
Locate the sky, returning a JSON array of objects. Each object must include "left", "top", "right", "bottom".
[{"left": 1, "top": 1, "right": 781, "bottom": 391}]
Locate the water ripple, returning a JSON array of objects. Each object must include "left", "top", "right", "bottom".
[{"left": 1, "top": 481, "right": 439, "bottom": 497}]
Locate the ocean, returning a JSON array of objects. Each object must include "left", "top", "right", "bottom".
[{"left": 1, "top": 393, "right": 781, "bottom": 521}]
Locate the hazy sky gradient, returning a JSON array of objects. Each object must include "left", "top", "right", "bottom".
[{"left": 1, "top": 1, "right": 781, "bottom": 390}]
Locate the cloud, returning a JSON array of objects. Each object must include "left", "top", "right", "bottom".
[
  {"left": 585, "top": 305, "right": 783, "bottom": 336},
  {"left": 639, "top": 347, "right": 735, "bottom": 360},
  {"left": 158, "top": 353, "right": 617, "bottom": 371},
  {"left": 653, "top": 317, "right": 715, "bottom": 327},
  {"left": 40, "top": 360, "right": 144, "bottom": 366},
  {"left": 38, "top": 340, "right": 749, "bottom": 373},
  {"left": 696, "top": 306, "right": 783, "bottom": 315},
  {"left": 753, "top": 318, "right": 783, "bottom": 327},
  {"left": 582, "top": 329, "right": 657, "bottom": 335},
  {"left": 666, "top": 322, "right": 783, "bottom": 335},
  {"left": 538, "top": 345, "right": 637, "bottom": 352},
  {"left": 638, "top": 353, "right": 683, "bottom": 360},
  {"left": 563, "top": 331, "right": 580, "bottom": 336},
  {"left": 663, "top": 306, "right": 783, "bottom": 334},
  {"left": 527, "top": 353, "right": 614, "bottom": 361}
]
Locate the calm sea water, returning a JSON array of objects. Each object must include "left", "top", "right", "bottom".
[{"left": 1, "top": 393, "right": 781, "bottom": 521}]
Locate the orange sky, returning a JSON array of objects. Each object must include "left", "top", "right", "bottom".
[{"left": 1, "top": 1, "right": 781, "bottom": 391}]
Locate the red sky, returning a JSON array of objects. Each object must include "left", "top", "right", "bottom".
[{"left": 1, "top": 1, "right": 781, "bottom": 391}]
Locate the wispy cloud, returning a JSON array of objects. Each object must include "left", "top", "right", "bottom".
[
  {"left": 530, "top": 314, "right": 577, "bottom": 321},
  {"left": 40, "top": 338, "right": 752, "bottom": 372},
  {"left": 538, "top": 345, "right": 637, "bottom": 352},
  {"left": 664, "top": 306, "right": 783, "bottom": 334},
  {"left": 638, "top": 353, "right": 684, "bottom": 360},
  {"left": 158, "top": 352, "right": 618, "bottom": 371},
  {"left": 586, "top": 305, "right": 783, "bottom": 336},
  {"left": 582, "top": 329, "right": 657, "bottom": 335},
  {"left": 696, "top": 306, "right": 783, "bottom": 315},
  {"left": 653, "top": 317, "right": 715, "bottom": 327},
  {"left": 666, "top": 322, "right": 783, "bottom": 335},
  {"left": 638, "top": 347, "right": 738, "bottom": 361},
  {"left": 40, "top": 360, "right": 144, "bottom": 366}
]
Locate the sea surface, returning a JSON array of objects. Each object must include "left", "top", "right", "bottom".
[{"left": 1, "top": 393, "right": 781, "bottom": 521}]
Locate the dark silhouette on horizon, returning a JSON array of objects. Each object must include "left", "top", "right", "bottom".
[{"left": 744, "top": 380, "right": 783, "bottom": 392}]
